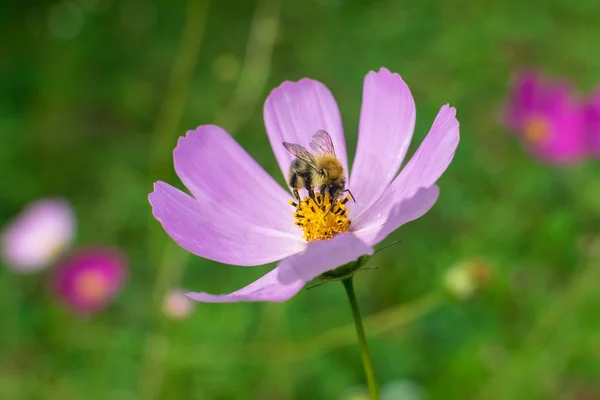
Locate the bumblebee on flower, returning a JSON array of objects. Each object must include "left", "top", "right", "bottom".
[{"left": 284, "top": 129, "right": 353, "bottom": 205}]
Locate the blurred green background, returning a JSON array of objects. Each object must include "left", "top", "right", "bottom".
[{"left": 2, "top": 0, "right": 600, "bottom": 398}]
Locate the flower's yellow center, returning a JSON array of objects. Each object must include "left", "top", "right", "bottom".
[
  {"left": 75, "top": 269, "right": 109, "bottom": 302},
  {"left": 523, "top": 116, "right": 550, "bottom": 144},
  {"left": 289, "top": 192, "right": 352, "bottom": 242}
]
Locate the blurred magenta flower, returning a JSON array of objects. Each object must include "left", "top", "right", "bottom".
[
  {"left": 1, "top": 198, "right": 75, "bottom": 273},
  {"left": 503, "top": 71, "right": 586, "bottom": 164},
  {"left": 54, "top": 249, "right": 126, "bottom": 314},
  {"left": 163, "top": 289, "right": 195, "bottom": 319},
  {"left": 584, "top": 89, "right": 600, "bottom": 157},
  {"left": 149, "top": 67, "right": 459, "bottom": 303}
]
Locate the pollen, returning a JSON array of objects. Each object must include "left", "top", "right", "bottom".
[{"left": 289, "top": 192, "right": 351, "bottom": 242}]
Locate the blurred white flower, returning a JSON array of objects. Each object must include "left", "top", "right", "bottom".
[
  {"left": 163, "top": 289, "right": 194, "bottom": 319},
  {"left": 1, "top": 198, "right": 75, "bottom": 273}
]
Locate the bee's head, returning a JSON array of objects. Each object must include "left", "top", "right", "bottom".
[{"left": 326, "top": 182, "right": 344, "bottom": 201}]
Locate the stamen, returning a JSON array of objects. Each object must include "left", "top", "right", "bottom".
[{"left": 289, "top": 193, "right": 352, "bottom": 242}]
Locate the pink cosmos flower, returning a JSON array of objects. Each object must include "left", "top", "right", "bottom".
[
  {"left": 584, "top": 89, "right": 600, "bottom": 157},
  {"left": 149, "top": 67, "right": 459, "bottom": 303},
  {"left": 54, "top": 248, "right": 127, "bottom": 314},
  {"left": 1, "top": 198, "right": 75, "bottom": 273},
  {"left": 502, "top": 71, "right": 586, "bottom": 164}
]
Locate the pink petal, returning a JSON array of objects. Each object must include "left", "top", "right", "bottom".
[
  {"left": 354, "top": 186, "right": 440, "bottom": 246},
  {"left": 392, "top": 105, "right": 459, "bottom": 196},
  {"left": 525, "top": 83, "right": 586, "bottom": 164},
  {"left": 585, "top": 89, "right": 600, "bottom": 157},
  {"left": 349, "top": 68, "right": 416, "bottom": 218},
  {"left": 173, "top": 125, "right": 297, "bottom": 234},
  {"left": 186, "top": 267, "right": 305, "bottom": 303},
  {"left": 353, "top": 104, "right": 459, "bottom": 231},
  {"left": 187, "top": 234, "right": 373, "bottom": 303},
  {"left": 264, "top": 79, "right": 348, "bottom": 184},
  {"left": 537, "top": 104, "right": 587, "bottom": 164},
  {"left": 276, "top": 233, "right": 374, "bottom": 284},
  {"left": 503, "top": 71, "right": 542, "bottom": 130},
  {"left": 149, "top": 182, "right": 305, "bottom": 266}
]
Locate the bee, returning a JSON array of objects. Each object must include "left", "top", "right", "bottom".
[{"left": 283, "top": 130, "right": 355, "bottom": 211}]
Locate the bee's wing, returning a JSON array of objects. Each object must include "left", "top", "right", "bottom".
[
  {"left": 282, "top": 142, "right": 320, "bottom": 170},
  {"left": 309, "top": 130, "right": 336, "bottom": 156}
]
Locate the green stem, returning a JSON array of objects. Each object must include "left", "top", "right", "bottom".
[{"left": 342, "top": 277, "right": 379, "bottom": 400}]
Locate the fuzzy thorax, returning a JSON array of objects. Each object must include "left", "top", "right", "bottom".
[
  {"left": 313, "top": 155, "right": 345, "bottom": 186},
  {"left": 289, "top": 192, "right": 351, "bottom": 242}
]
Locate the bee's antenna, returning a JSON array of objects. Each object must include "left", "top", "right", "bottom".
[{"left": 344, "top": 189, "right": 356, "bottom": 202}]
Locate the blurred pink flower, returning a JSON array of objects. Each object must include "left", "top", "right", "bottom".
[
  {"left": 54, "top": 249, "right": 127, "bottom": 314},
  {"left": 149, "top": 67, "right": 459, "bottom": 303},
  {"left": 584, "top": 89, "right": 600, "bottom": 157},
  {"left": 163, "top": 289, "right": 195, "bottom": 319},
  {"left": 1, "top": 198, "right": 75, "bottom": 273},
  {"left": 502, "top": 71, "right": 587, "bottom": 164}
]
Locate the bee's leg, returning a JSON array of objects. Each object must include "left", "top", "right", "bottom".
[
  {"left": 320, "top": 185, "right": 333, "bottom": 219},
  {"left": 319, "top": 184, "right": 327, "bottom": 199},
  {"left": 303, "top": 176, "right": 315, "bottom": 199},
  {"left": 289, "top": 172, "right": 301, "bottom": 201}
]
